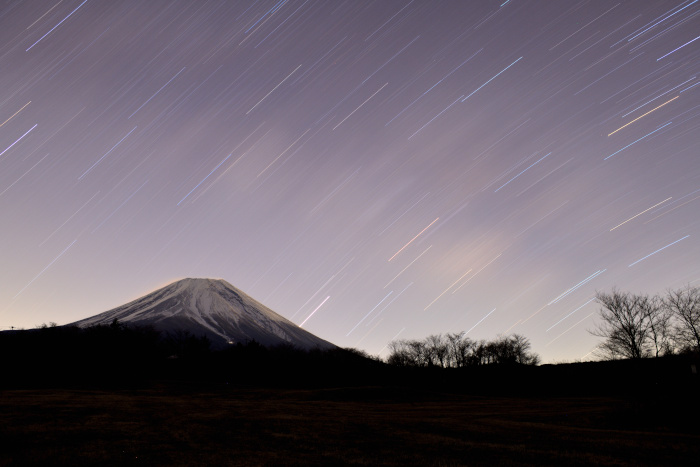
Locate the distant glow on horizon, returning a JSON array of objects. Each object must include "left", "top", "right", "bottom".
[{"left": 1, "top": 1, "right": 698, "bottom": 364}]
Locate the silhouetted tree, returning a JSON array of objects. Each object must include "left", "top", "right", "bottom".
[
  {"left": 386, "top": 340, "right": 414, "bottom": 367},
  {"left": 641, "top": 294, "right": 673, "bottom": 357},
  {"left": 426, "top": 334, "right": 448, "bottom": 367},
  {"left": 445, "top": 332, "right": 474, "bottom": 368},
  {"left": 666, "top": 285, "right": 700, "bottom": 353},
  {"left": 386, "top": 333, "right": 539, "bottom": 368},
  {"left": 590, "top": 289, "right": 654, "bottom": 359},
  {"left": 508, "top": 334, "right": 541, "bottom": 365}
]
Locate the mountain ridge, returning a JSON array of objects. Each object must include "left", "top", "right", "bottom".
[{"left": 70, "top": 278, "right": 335, "bottom": 350}]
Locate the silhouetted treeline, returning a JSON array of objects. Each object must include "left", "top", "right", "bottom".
[
  {"left": 591, "top": 285, "right": 700, "bottom": 360},
  {"left": 386, "top": 332, "right": 540, "bottom": 368},
  {"left": 0, "top": 320, "right": 195, "bottom": 386},
  {"left": 2, "top": 319, "right": 698, "bottom": 397},
  {"left": 0, "top": 321, "right": 387, "bottom": 388}
]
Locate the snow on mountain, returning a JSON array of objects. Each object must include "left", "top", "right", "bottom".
[{"left": 70, "top": 278, "right": 335, "bottom": 350}]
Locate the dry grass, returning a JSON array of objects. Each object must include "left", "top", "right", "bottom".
[{"left": 1, "top": 384, "right": 698, "bottom": 466}]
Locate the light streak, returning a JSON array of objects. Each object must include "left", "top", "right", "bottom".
[
  {"left": 292, "top": 274, "right": 337, "bottom": 318},
  {"left": 628, "top": 235, "right": 690, "bottom": 267},
  {"left": 38, "top": 191, "right": 99, "bottom": 245},
  {"left": 388, "top": 217, "right": 439, "bottom": 261},
  {"left": 356, "top": 317, "right": 384, "bottom": 345},
  {"left": 78, "top": 126, "right": 137, "bottom": 179},
  {"left": 546, "top": 312, "right": 595, "bottom": 346},
  {"left": 604, "top": 121, "right": 672, "bottom": 160},
  {"left": 515, "top": 199, "right": 569, "bottom": 236},
  {"left": 247, "top": 64, "right": 301, "bottom": 114},
  {"left": 92, "top": 180, "right": 148, "bottom": 233},
  {"left": 548, "top": 270, "right": 605, "bottom": 305},
  {"left": 575, "top": 53, "right": 642, "bottom": 95},
  {"left": 657, "top": 34, "right": 700, "bottom": 61},
  {"left": 245, "top": 0, "right": 287, "bottom": 34},
  {"left": 300, "top": 296, "right": 330, "bottom": 327},
  {"left": 424, "top": 268, "right": 473, "bottom": 310},
  {"left": 474, "top": 118, "right": 529, "bottom": 160},
  {"left": 385, "top": 49, "right": 481, "bottom": 126},
  {"left": 369, "top": 282, "right": 413, "bottom": 326},
  {"left": 546, "top": 298, "right": 595, "bottom": 332},
  {"left": 177, "top": 152, "right": 233, "bottom": 205},
  {"left": 254, "top": 0, "right": 308, "bottom": 48},
  {"left": 26, "top": 1, "right": 63, "bottom": 29},
  {"left": 0, "top": 124, "right": 38, "bottom": 159},
  {"left": 365, "top": 1, "right": 414, "bottom": 41},
  {"left": 494, "top": 152, "right": 551, "bottom": 192},
  {"left": 610, "top": 197, "right": 672, "bottom": 231},
  {"left": 385, "top": 245, "right": 432, "bottom": 288},
  {"left": 466, "top": 308, "right": 496, "bottom": 334},
  {"left": 503, "top": 319, "right": 521, "bottom": 334},
  {"left": 0, "top": 101, "right": 31, "bottom": 129},
  {"left": 644, "top": 194, "right": 700, "bottom": 224},
  {"left": 128, "top": 67, "right": 186, "bottom": 119},
  {"left": 333, "top": 82, "right": 388, "bottom": 130},
  {"left": 26, "top": 0, "right": 87, "bottom": 51},
  {"left": 522, "top": 303, "right": 548, "bottom": 324},
  {"left": 309, "top": 169, "right": 359, "bottom": 215},
  {"left": 408, "top": 96, "right": 463, "bottom": 140},
  {"left": 627, "top": 1, "right": 697, "bottom": 43},
  {"left": 292, "top": 36, "right": 346, "bottom": 84},
  {"left": 621, "top": 78, "right": 693, "bottom": 117},
  {"left": 361, "top": 36, "right": 419, "bottom": 85},
  {"left": 549, "top": 3, "right": 620, "bottom": 50},
  {"left": 14, "top": 239, "right": 78, "bottom": 298},
  {"left": 608, "top": 96, "right": 678, "bottom": 136},
  {"left": 461, "top": 56, "right": 522, "bottom": 102},
  {"left": 379, "top": 192, "right": 430, "bottom": 236},
  {"left": 681, "top": 81, "right": 700, "bottom": 93},
  {"left": 257, "top": 129, "right": 310, "bottom": 177},
  {"left": 0, "top": 153, "right": 50, "bottom": 199},
  {"left": 347, "top": 291, "right": 393, "bottom": 336},
  {"left": 378, "top": 327, "right": 406, "bottom": 354},
  {"left": 601, "top": 62, "right": 671, "bottom": 103},
  {"left": 452, "top": 254, "right": 502, "bottom": 294}
]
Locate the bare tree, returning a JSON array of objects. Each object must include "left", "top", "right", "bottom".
[
  {"left": 640, "top": 294, "right": 673, "bottom": 357},
  {"left": 480, "top": 334, "right": 540, "bottom": 365},
  {"left": 510, "top": 334, "right": 541, "bottom": 365},
  {"left": 590, "top": 289, "right": 650, "bottom": 359},
  {"left": 445, "top": 332, "right": 474, "bottom": 368},
  {"left": 665, "top": 285, "right": 700, "bottom": 353},
  {"left": 387, "top": 340, "right": 413, "bottom": 366},
  {"left": 425, "top": 334, "right": 449, "bottom": 367},
  {"left": 488, "top": 336, "right": 514, "bottom": 364},
  {"left": 386, "top": 333, "right": 539, "bottom": 367},
  {"left": 407, "top": 339, "right": 430, "bottom": 366}
]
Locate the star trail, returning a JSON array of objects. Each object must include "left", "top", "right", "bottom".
[{"left": 1, "top": 1, "right": 698, "bottom": 362}]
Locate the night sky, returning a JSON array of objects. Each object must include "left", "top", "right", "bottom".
[{"left": 1, "top": 1, "right": 698, "bottom": 362}]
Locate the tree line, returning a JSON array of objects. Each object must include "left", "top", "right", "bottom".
[
  {"left": 590, "top": 285, "right": 699, "bottom": 359},
  {"left": 387, "top": 333, "right": 540, "bottom": 368},
  {"left": 385, "top": 285, "right": 699, "bottom": 366}
]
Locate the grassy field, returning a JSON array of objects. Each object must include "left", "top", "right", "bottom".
[{"left": 1, "top": 383, "right": 698, "bottom": 466}]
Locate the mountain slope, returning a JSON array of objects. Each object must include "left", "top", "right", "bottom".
[{"left": 70, "top": 278, "right": 335, "bottom": 350}]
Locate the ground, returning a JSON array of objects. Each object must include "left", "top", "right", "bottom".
[{"left": 1, "top": 383, "right": 698, "bottom": 466}]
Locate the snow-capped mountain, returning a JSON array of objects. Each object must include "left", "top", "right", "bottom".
[{"left": 70, "top": 278, "right": 335, "bottom": 350}]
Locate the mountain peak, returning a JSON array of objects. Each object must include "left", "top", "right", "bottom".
[{"left": 70, "top": 278, "right": 335, "bottom": 350}]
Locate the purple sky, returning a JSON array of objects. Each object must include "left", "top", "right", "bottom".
[{"left": 1, "top": 1, "right": 698, "bottom": 362}]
